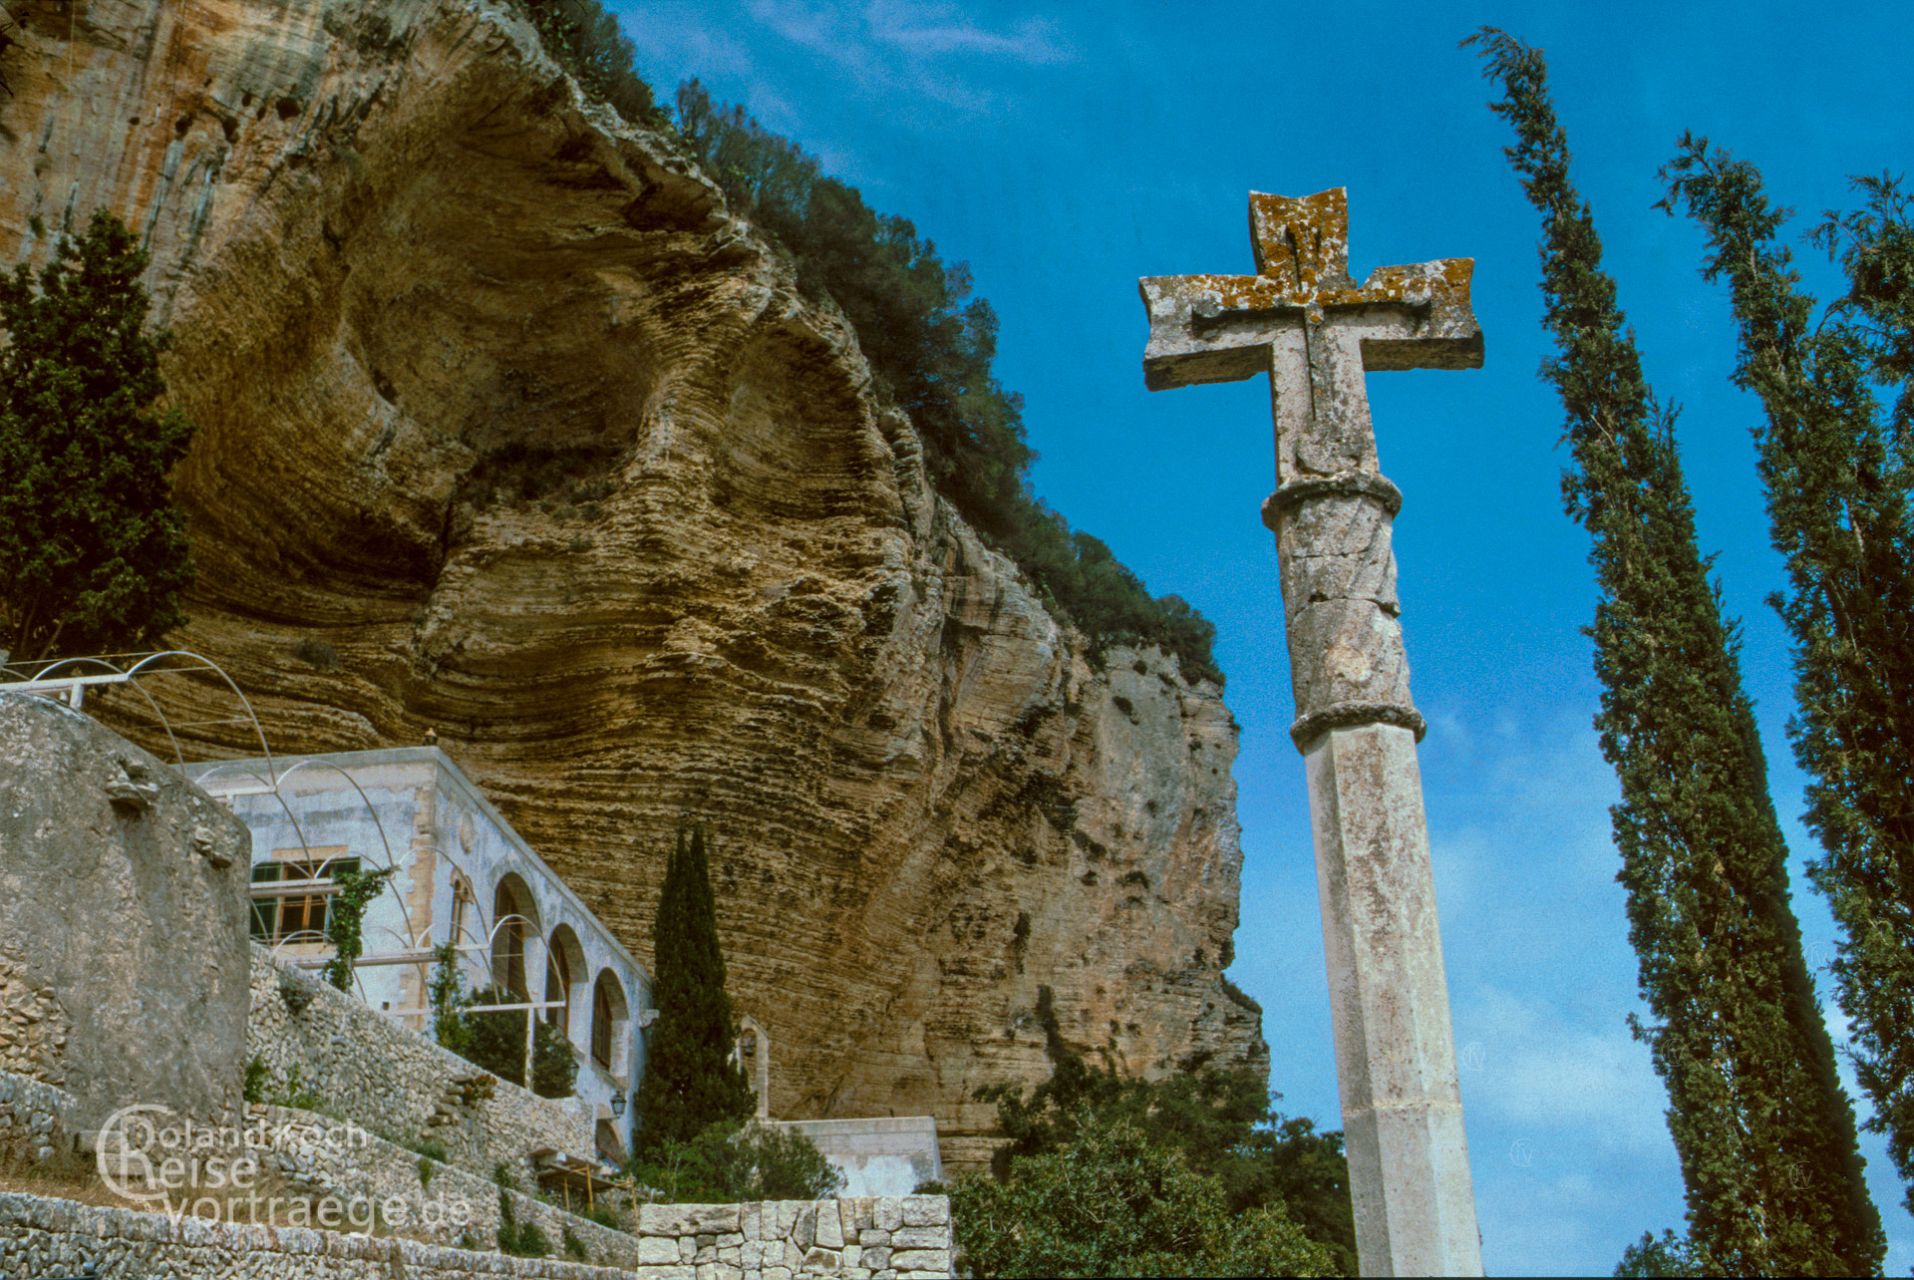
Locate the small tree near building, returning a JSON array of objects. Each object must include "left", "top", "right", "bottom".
[
  {"left": 0, "top": 210, "right": 196, "bottom": 662},
  {"left": 633, "top": 825, "right": 753, "bottom": 1152}
]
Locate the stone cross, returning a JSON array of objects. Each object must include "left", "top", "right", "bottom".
[{"left": 1140, "top": 188, "right": 1483, "bottom": 1277}]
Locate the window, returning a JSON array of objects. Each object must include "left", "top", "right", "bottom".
[
  {"left": 492, "top": 877, "right": 539, "bottom": 1000},
  {"left": 545, "top": 943, "right": 571, "bottom": 1034},
  {"left": 592, "top": 980, "right": 614, "bottom": 1069},
  {"left": 249, "top": 856, "right": 359, "bottom": 944},
  {"left": 590, "top": 969, "right": 628, "bottom": 1074}
]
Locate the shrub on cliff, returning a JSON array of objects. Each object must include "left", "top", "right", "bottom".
[
  {"left": 633, "top": 825, "right": 755, "bottom": 1151},
  {"left": 950, "top": 1117, "right": 1334, "bottom": 1278},
  {"left": 675, "top": 81, "right": 1222, "bottom": 687},
  {"left": 0, "top": 210, "right": 195, "bottom": 662},
  {"left": 964, "top": 988, "right": 1356, "bottom": 1273},
  {"left": 626, "top": 1118, "right": 843, "bottom": 1203},
  {"left": 506, "top": 0, "right": 659, "bottom": 125}
]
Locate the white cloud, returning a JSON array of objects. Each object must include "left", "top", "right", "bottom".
[
  {"left": 863, "top": 0, "right": 1067, "bottom": 64},
  {"left": 1460, "top": 984, "right": 1670, "bottom": 1158},
  {"left": 729, "top": 0, "right": 1070, "bottom": 112}
]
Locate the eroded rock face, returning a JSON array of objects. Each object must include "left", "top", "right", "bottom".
[
  {"left": 0, "top": 694, "right": 251, "bottom": 1126},
  {"left": 0, "top": 0, "right": 1267, "bottom": 1165}
]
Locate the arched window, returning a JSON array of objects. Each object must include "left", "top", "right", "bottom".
[
  {"left": 545, "top": 925, "right": 585, "bottom": 1036},
  {"left": 591, "top": 970, "right": 628, "bottom": 1072},
  {"left": 491, "top": 875, "right": 540, "bottom": 999}
]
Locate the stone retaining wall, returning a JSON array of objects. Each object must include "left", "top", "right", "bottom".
[
  {"left": 253, "top": 1104, "right": 641, "bottom": 1267},
  {"left": 0, "top": 1191, "right": 637, "bottom": 1279},
  {"left": 0, "top": 1069, "right": 77, "bottom": 1167},
  {"left": 248, "top": 946, "right": 595, "bottom": 1182},
  {"left": 0, "top": 1191, "right": 956, "bottom": 1278},
  {"left": 633, "top": 1195, "right": 954, "bottom": 1278}
]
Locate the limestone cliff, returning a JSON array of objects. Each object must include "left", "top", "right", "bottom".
[{"left": 0, "top": 0, "right": 1267, "bottom": 1166}]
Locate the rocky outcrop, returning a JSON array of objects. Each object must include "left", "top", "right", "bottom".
[
  {"left": 0, "top": 0, "right": 1266, "bottom": 1165},
  {"left": 0, "top": 694, "right": 251, "bottom": 1126}
]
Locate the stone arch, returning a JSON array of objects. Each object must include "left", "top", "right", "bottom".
[
  {"left": 490, "top": 873, "right": 541, "bottom": 999},
  {"left": 544, "top": 923, "right": 586, "bottom": 1038},
  {"left": 590, "top": 968, "right": 629, "bottom": 1075}
]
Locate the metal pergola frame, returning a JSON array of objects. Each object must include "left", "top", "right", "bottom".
[{"left": 0, "top": 649, "right": 577, "bottom": 1083}]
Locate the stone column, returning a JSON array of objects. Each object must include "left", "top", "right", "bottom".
[{"left": 1265, "top": 473, "right": 1481, "bottom": 1277}]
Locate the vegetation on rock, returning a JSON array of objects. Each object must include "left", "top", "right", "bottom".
[
  {"left": 0, "top": 210, "right": 195, "bottom": 662},
  {"left": 1473, "top": 28, "right": 1883, "bottom": 1273},
  {"left": 634, "top": 825, "right": 755, "bottom": 1151},
  {"left": 1661, "top": 143, "right": 1914, "bottom": 1216},
  {"left": 674, "top": 80, "right": 1221, "bottom": 685},
  {"left": 953, "top": 986, "right": 1354, "bottom": 1275},
  {"left": 625, "top": 1119, "right": 843, "bottom": 1204},
  {"left": 950, "top": 1117, "right": 1334, "bottom": 1279},
  {"left": 505, "top": 0, "right": 660, "bottom": 125}
]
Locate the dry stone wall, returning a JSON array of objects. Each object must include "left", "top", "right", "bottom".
[
  {"left": 253, "top": 1104, "right": 641, "bottom": 1266},
  {"left": 248, "top": 947, "right": 593, "bottom": 1181},
  {"left": 633, "top": 1195, "right": 954, "bottom": 1279},
  {"left": 0, "top": 1191, "right": 956, "bottom": 1279},
  {"left": 0, "top": 1069, "right": 78, "bottom": 1167},
  {"left": 0, "top": 1191, "right": 637, "bottom": 1280}
]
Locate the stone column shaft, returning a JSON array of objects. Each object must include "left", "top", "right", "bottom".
[{"left": 1266, "top": 461, "right": 1480, "bottom": 1277}]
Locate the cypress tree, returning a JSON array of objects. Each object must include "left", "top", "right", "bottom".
[
  {"left": 0, "top": 210, "right": 196, "bottom": 662},
  {"left": 1470, "top": 30, "right": 1883, "bottom": 1273},
  {"left": 1662, "top": 142, "right": 1914, "bottom": 1211},
  {"left": 634, "top": 825, "right": 753, "bottom": 1151}
]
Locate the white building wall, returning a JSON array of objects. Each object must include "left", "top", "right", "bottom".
[{"left": 187, "top": 748, "right": 652, "bottom": 1162}]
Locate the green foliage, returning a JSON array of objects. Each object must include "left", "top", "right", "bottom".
[
  {"left": 561, "top": 1225, "right": 588, "bottom": 1261},
  {"left": 973, "top": 987, "right": 1354, "bottom": 1271},
  {"left": 429, "top": 942, "right": 474, "bottom": 1058},
  {"left": 242, "top": 1054, "right": 269, "bottom": 1105},
  {"left": 320, "top": 865, "right": 397, "bottom": 991},
  {"left": 1614, "top": 1229, "right": 1714, "bottom": 1277},
  {"left": 625, "top": 1119, "right": 844, "bottom": 1203},
  {"left": 634, "top": 826, "right": 754, "bottom": 1152},
  {"left": 1471, "top": 28, "right": 1883, "bottom": 1274},
  {"left": 1661, "top": 144, "right": 1914, "bottom": 1216},
  {"left": 0, "top": 209, "right": 196, "bottom": 661},
  {"left": 950, "top": 1117, "right": 1333, "bottom": 1278},
  {"left": 531, "top": 1018, "right": 578, "bottom": 1099},
  {"left": 674, "top": 82, "right": 1221, "bottom": 686},
  {"left": 270, "top": 1066, "right": 323, "bottom": 1112},
  {"left": 452, "top": 984, "right": 575, "bottom": 1097},
  {"left": 464, "top": 984, "right": 529, "bottom": 1084},
  {"left": 418, "top": 1155, "right": 437, "bottom": 1190},
  {"left": 505, "top": 0, "right": 658, "bottom": 125},
  {"left": 496, "top": 1190, "right": 551, "bottom": 1258}
]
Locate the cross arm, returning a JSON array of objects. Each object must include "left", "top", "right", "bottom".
[
  {"left": 1138, "top": 273, "right": 1296, "bottom": 391},
  {"left": 1138, "top": 258, "right": 1484, "bottom": 390},
  {"left": 1348, "top": 259, "right": 1484, "bottom": 371}
]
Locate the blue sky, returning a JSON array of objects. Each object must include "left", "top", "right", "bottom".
[{"left": 607, "top": 2, "right": 1914, "bottom": 1272}]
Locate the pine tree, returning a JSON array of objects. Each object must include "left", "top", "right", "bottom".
[
  {"left": 1662, "top": 143, "right": 1914, "bottom": 1212},
  {"left": 1470, "top": 29, "right": 1883, "bottom": 1274},
  {"left": 634, "top": 825, "right": 753, "bottom": 1152},
  {"left": 0, "top": 210, "right": 196, "bottom": 662}
]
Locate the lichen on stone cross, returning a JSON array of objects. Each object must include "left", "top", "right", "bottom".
[
  {"left": 1139, "top": 187, "right": 1483, "bottom": 748},
  {"left": 1137, "top": 190, "right": 1485, "bottom": 1278},
  {"left": 1140, "top": 187, "right": 1481, "bottom": 484}
]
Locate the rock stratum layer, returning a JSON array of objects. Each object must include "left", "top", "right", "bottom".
[{"left": 0, "top": 0, "right": 1267, "bottom": 1166}]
